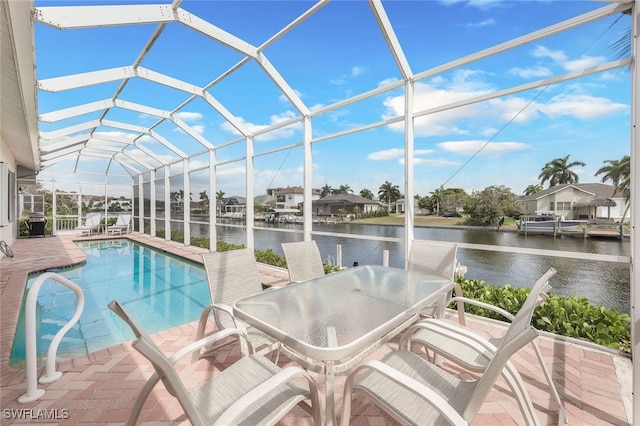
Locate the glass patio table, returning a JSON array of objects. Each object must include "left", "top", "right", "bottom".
[{"left": 233, "top": 264, "right": 454, "bottom": 425}]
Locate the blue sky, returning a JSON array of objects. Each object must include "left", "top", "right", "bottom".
[{"left": 35, "top": 0, "right": 632, "bottom": 200}]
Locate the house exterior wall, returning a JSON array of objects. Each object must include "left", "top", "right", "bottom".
[
  {"left": 277, "top": 192, "right": 319, "bottom": 209},
  {"left": 0, "top": 134, "right": 18, "bottom": 249}
]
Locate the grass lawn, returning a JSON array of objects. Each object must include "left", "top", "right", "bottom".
[{"left": 352, "top": 214, "right": 518, "bottom": 230}]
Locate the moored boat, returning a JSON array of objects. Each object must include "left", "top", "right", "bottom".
[{"left": 516, "top": 214, "right": 586, "bottom": 230}]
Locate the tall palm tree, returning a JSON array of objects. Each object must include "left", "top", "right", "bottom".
[
  {"left": 216, "top": 190, "right": 225, "bottom": 215},
  {"left": 199, "top": 190, "right": 208, "bottom": 213},
  {"left": 538, "top": 154, "right": 586, "bottom": 188},
  {"left": 523, "top": 184, "right": 543, "bottom": 196},
  {"left": 359, "top": 188, "right": 373, "bottom": 199},
  {"left": 378, "top": 181, "right": 401, "bottom": 212},
  {"left": 596, "top": 155, "right": 630, "bottom": 200},
  {"left": 320, "top": 184, "right": 333, "bottom": 198}
]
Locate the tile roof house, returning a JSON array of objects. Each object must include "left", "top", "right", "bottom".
[
  {"left": 311, "top": 194, "right": 385, "bottom": 216},
  {"left": 517, "top": 183, "right": 629, "bottom": 221}
]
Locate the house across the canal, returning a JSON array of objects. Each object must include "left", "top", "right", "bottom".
[{"left": 517, "top": 183, "right": 629, "bottom": 221}]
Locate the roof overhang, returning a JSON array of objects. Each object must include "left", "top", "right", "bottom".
[{"left": 1, "top": 0, "right": 39, "bottom": 172}]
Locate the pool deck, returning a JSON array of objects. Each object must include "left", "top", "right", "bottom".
[{"left": 0, "top": 233, "right": 633, "bottom": 425}]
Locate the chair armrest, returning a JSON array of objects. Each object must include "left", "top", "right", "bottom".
[
  {"left": 171, "top": 328, "right": 253, "bottom": 364},
  {"left": 450, "top": 296, "right": 515, "bottom": 324},
  {"left": 401, "top": 319, "right": 499, "bottom": 357},
  {"left": 214, "top": 365, "right": 321, "bottom": 426},
  {"left": 345, "top": 360, "right": 469, "bottom": 425}
]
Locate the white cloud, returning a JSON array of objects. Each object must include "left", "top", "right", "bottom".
[
  {"left": 437, "top": 140, "right": 529, "bottom": 157},
  {"left": 466, "top": 18, "right": 496, "bottom": 28},
  {"left": 540, "top": 94, "right": 628, "bottom": 120},
  {"left": 412, "top": 158, "right": 459, "bottom": 166},
  {"left": 532, "top": 45, "right": 606, "bottom": 72},
  {"left": 415, "top": 149, "right": 436, "bottom": 155},
  {"left": 175, "top": 111, "right": 203, "bottom": 122},
  {"left": 509, "top": 65, "right": 552, "bottom": 79},
  {"left": 221, "top": 110, "right": 302, "bottom": 140},
  {"left": 368, "top": 148, "right": 403, "bottom": 160},
  {"left": 351, "top": 66, "right": 365, "bottom": 77},
  {"left": 382, "top": 70, "right": 493, "bottom": 137}
]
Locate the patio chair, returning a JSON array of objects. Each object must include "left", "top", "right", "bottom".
[
  {"left": 107, "top": 300, "right": 321, "bottom": 426},
  {"left": 407, "top": 239, "right": 459, "bottom": 317},
  {"left": 340, "top": 269, "right": 552, "bottom": 426},
  {"left": 193, "top": 248, "right": 281, "bottom": 361},
  {"left": 106, "top": 214, "right": 131, "bottom": 235},
  {"left": 281, "top": 240, "right": 325, "bottom": 283},
  {"left": 401, "top": 267, "right": 563, "bottom": 425},
  {"left": 74, "top": 212, "right": 102, "bottom": 235}
]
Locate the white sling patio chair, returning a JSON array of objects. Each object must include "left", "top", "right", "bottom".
[
  {"left": 341, "top": 268, "right": 552, "bottom": 426},
  {"left": 281, "top": 240, "right": 325, "bottom": 283},
  {"left": 193, "top": 248, "right": 281, "bottom": 361},
  {"left": 106, "top": 214, "right": 131, "bottom": 235},
  {"left": 401, "top": 267, "right": 563, "bottom": 425},
  {"left": 407, "top": 239, "right": 459, "bottom": 317},
  {"left": 74, "top": 212, "right": 102, "bottom": 235},
  {"left": 108, "top": 300, "right": 321, "bottom": 426}
]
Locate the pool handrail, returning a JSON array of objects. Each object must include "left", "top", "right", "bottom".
[{"left": 18, "top": 271, "right": 85, "bottom": 404}]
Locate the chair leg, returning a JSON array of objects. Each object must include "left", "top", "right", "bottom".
[
  {"left": 501, "top": 361, "right": 542, "bottom": 426},
  {"left": 531, "top": 340, "right": 566, "bottom": 425},
  {"left": 127, "top": 373, "right": 161, "bottom": 426}
]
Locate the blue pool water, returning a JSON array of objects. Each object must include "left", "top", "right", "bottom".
[{"left": 10, "top": 240, "right": 210, "bottom": 365}]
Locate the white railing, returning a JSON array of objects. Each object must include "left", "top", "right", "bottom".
[
  {"left": 54, "top": 215, "right": 78, "bottom": 232},
  {"left": 18, "top": 272, "right": 85, "bottom": 404}
]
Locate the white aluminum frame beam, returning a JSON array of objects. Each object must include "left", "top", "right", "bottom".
[
  {"left": 33, "top": 4, "right": 175, "bottom": 29},
  {"left": 629, "top": 2, "right": 639, "bottom": 423}
]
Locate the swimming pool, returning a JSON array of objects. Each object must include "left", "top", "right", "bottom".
[{"left": 10, "top": 239, "right": 210, "bottom": 365}]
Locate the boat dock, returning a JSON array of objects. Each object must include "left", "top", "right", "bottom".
[{"left": 519, "top": 223, "right": 627, "bottom": 239}]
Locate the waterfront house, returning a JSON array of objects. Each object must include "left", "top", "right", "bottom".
[
  {"left": 274, "top": 186, "right": 321, "bottom": 210},
  {"left": 311, "top": 194, "right": 385, "bottom": 216},
  {"left": 517, "top": 183, "right": 629, "bottom": 221}
]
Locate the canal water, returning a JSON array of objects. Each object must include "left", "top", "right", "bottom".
[{"left": 194, "top": 221, "right": 630, "bottom": 314}]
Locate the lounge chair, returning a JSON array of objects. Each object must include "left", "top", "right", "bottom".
[
  {"left": 281, "top": 240, "right": 325, "bottom": 283},
  {"left": 407, "top": 239, "right": 459, "bottom": 317},
  {"left": 106, "top": 214, "right": 131, "bottom": 235},
  {"left": 107, "top": 300, "right": 321, "bottom": 426},
  {"left": 400, "top": 267, "right": 562, "bottom": 425},
  {"left": 193, "top": 248, "right": 281, "bottom": 361},
  {"left": 340, "top": 268, "right": 554, "bottom": 426},
  {"left": 74, "top": 212, "right": 101, "bottom": 235}
]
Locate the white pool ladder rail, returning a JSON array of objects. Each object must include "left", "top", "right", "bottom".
[{"left": 18, "top": 271, "right": 85, "bottom": 404}]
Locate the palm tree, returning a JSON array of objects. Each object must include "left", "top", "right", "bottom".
[
  {"left": 335, "top": 184, "right": 353, "bottom": 194},
  {"left": 523, "top": 184, "right": 543, "bottom": 196},
  {"left": 199, "top": 190, "right": 208, "bottom": 213},
  {"left": 596, "top": 155, "right": 631, "bottom": 225},
  {"left": 538, "top": 155, "right": 585, "bottom": 188},
  {"left": 596, "top": 155, "right": 630, "bottom": 200},
  {"left": 429, "top": 188, "right": 443, "bottom": 214},
  {"left": 360, "top": 188, "right": 373, "bottom": 199},
  {"left": 378, "top": 181, "right": 401, "bottom": 212},
  {"left": 216, "top": 190, "right": 225, "bottom": 215},
  {"left": 320, "top": 184, "right": 333, "bottom": 198}
]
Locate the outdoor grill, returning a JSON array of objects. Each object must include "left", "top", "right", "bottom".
[{"left": 27, "top": 212, "right": 46, "bottom": 238}]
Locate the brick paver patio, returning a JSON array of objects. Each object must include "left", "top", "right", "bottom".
[{"left": 0, "top": 234, "right": 632, "bottom": 425}]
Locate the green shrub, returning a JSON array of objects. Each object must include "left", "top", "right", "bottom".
[
  {"left": 255, "top": 248, "right": 287, "bottom": 268},
  {"left": 456, "top": 277, "right": 631, "bottom": 352}
]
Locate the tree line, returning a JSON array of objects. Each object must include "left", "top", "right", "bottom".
[{"left": 320, "top": 154, "right": 630, "bottom": 227}]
